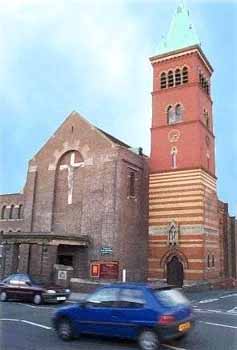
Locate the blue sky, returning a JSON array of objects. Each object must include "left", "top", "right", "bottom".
[{"left": 0, "top": 0, "right": 236, "bottom": 215}]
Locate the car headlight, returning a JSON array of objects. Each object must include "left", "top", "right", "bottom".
[
  {"left": 47, "top": 289, "right": 56, "bottom": 294},
  {"left": 65, "top": 289, "right": 70, "bottom": 293}
]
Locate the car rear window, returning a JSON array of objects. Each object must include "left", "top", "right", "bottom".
[{"left": 153, "top": 288, "right": 190, "bottom": 307}]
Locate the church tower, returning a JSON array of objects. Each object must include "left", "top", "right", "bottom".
[{"left": 148, "top": 2, "right": 220, "bottom": 286}]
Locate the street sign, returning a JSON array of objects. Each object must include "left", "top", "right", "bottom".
[{"left": 100, "top": 246, "right": 113, "bottom": 255}]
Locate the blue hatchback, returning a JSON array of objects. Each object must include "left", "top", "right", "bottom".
[{"left": 52, "top": 283, "right": 194, "bottom": 350}]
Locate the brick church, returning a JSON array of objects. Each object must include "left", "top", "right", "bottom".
[{"left": 0, "top": 3, "right": 236, "bottom": 287}]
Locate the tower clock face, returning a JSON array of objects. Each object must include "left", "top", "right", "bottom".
[{"left": 168, "top": 129, "right": 180, "bottom": 142}]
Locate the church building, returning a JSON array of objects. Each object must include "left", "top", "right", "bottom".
[
  {"left": 0, "top": 113, "right": 148, "bottom": 283},
  {"left": 0, "top": 2, "right": 236, "bottom": 287}
]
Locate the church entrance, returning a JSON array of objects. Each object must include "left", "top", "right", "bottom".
[
  {"left": 167, "top": 256, "right": 184, "bottom": 287},
  {"left": 56, "top": 244, "right": 88, "bottom": 279}
]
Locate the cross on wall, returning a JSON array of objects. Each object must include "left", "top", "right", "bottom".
[{"left": 59, "top": 152, "right": 84, "bottom": 204}]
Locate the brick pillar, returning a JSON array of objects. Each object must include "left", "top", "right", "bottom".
[
  {"left": 29, "top": 244, "right": 43, "bottom": 277},
  {"left": 0, "top": 244, "right": 5, "bottom": 278},
  {"left": 3, "top": 244, "right": 19, "bottom": 276},
  {"left": 74, "top": 247, "right": 89, "bottom": 279},
  {"left": 18, "top": 244, "right": 30, "bottom": 273},
  {"left": 41, "top": 245, "right": 58, "bottom": 282},
  {"left": 24, "top": 168, "right": 37, "bottom": 232}
]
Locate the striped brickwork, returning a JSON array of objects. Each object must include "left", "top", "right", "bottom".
[{"left": 148, "top": 169, "right": 220, "bottom": 283}]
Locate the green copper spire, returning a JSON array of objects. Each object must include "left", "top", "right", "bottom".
[{"left": 157, "top": 1, "right": 201, "bottom": 55}]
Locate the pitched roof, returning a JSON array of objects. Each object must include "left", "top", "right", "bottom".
[
  {"left": 157, "top": 1, "right": 200, "bottom": 55},
  {"left": 96, "top": 128, "right": 131, "bottom": 149}
]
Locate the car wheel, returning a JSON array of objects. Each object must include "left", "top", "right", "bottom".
[
  {"left": 56, "top": 318, "right": 74, "bottom": 341},
  {"left": 33, "top": 294, "right": 42, "bottom": 305},
  {"left": 138, "top": 329, "right": 160, "bottom": 350},
  {"left": 0, "top": 291, "right": 8, "bottom": 302}
]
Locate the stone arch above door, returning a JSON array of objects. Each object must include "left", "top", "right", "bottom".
[{"left": 160, "top": 249, "right": 188, "bottom": 270}]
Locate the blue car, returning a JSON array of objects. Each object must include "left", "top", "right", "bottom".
[{"left": 52, "top": 282, "right": 194, "bottom": 350}]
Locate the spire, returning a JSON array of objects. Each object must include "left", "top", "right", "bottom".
[{"left": 157, "top": 1, "right": 201, "bottom": 55}]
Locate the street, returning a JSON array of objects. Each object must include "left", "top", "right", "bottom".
[{"left": 0, "top": 289, "right": 237, "bottom": 350}]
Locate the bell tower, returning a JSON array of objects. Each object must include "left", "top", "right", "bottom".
[
  {"left": 150, "top": 2, "right": 215, "bottom": 175},
  {"left": 148, "top": 2, "right": 220, "bottom": 285}
]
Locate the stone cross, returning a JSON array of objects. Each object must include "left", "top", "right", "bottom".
[{"left": 60, "top": 152, "right": 84, "bottom": 204}]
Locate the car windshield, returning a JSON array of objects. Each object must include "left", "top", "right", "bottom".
[
  {"left": 154, "top": 288, "right": 190, "bottom": 307},
  {"left": 30, "top": 276, "right": 43, "bottom": 285}
]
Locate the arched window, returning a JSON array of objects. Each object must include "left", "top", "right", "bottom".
[
  {"left": 212, "top": 255, "right": 215, "bottom": 267},
  {"left": 18, "top": 204, "right": 23, "bottom": 219},
  {"left": 207, "top": 254, "right": 210, "bottom": 268},
  {"left": 175, "top": 104, "right": 182, "bottom": 122},
  {"left": 160, "top": 72, "right": 167, "bottom": 89},
  {"left": 1, "top": 205, "right": 6, "bottom": 219},
  {"left": 201, "top": 75, "right": 204, "bottom": 88},
  {"left": 199, "top": 72, "right": 202, "bottom": 84},
  {"left": 182, "top": 67, "right": 188, "bottom": 83},
  {"left": 167, "top": 106, "right": 175, "bottom": 124},
  {"left": 175, "top": 69, "right": 181, "bottom": 86},
  {"left": 128, "top": 170, "right": 136, "bottom": 197},
  {"left": 9, "top": 205, "right": 14, "bottom": 219},
  {"left": 168, "top": 70, "right": 174, "bottom": 87},
  {"left": 204, "top": 110, "right": 209, "bottom": 129}
]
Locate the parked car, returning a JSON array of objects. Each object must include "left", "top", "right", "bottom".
[
  {"left": 52, "top": 282, "right": 194, "bottom": 350},
  {"left": 0, "top": 273, "right": 70, "bottom": 305}
]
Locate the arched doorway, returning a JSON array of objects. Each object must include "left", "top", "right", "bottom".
[{"left": 167, "top": 256, "right": 184, "bottom": 287}]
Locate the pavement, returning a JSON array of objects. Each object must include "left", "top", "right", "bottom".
[{"left": 1, "top": 288, "right": 237, "bottom": 350}]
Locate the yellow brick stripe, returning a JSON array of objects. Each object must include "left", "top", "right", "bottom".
[{"left": 150, "top": 202, "right": 203, "bottom": 210}]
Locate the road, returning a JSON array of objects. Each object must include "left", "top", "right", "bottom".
[{"left": 0, "top": 289, "right": 237, "bottom": 350}]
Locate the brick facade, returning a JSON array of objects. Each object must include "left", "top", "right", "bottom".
[
  {"left": 218, "top": 201, "right": 237, "bottom": 280},
  {"left": 148, "top": 44, "right": 233, "bottom": 286},
  {"left": 0, "top": 112, "right": 148, "bottom": 283}
]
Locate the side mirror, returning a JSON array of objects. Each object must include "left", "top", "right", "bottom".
[{"left": 26, "top": 281, "right": 32, "bottom": 286}]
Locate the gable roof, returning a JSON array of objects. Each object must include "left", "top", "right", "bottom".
[{"left": 96, "top": 128, "right": 131, "bottom": 149}]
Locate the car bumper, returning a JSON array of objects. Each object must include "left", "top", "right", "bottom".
[
  {"left": 42, "top": 293, "right": 70, "bottom": 303},
  {"left": 156, "top": 317, "right": 195, "bottom": 341}
]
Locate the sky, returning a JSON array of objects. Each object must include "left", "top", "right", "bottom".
[{"left": 0, "top": 0, "right": 236, "bottom": 215}]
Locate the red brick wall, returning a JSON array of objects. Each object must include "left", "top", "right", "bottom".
[
  {"left": 0, "top": 194, "right": 24, "bottom": 233},
  {"left": 150, "top": 49, "right": 215, "bottom": 176}
]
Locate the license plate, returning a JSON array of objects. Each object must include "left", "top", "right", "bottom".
[
  {"left": 57, "top": 296, "right": 66, "bottom": 301},
  {"left": 178, "top": 322, "right": 191, "bottom": 332}
]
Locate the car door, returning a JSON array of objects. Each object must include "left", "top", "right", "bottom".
[
  {"left": 17, "top": 274, "right": 35, "bottom": 301},
  {"left": 75, "top": 287, "right": 120, "bottom": 337},
  {"left": 111, "top": 288, "right": 148, "bottom": 339},
  {"left": 5, "top": 275, "right": 22, "bottom": 299}
]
